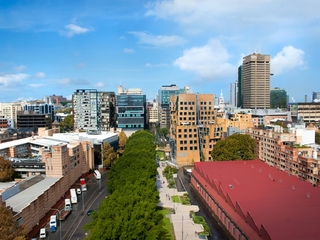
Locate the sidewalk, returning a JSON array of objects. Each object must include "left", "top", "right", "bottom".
[{"left": 157, "top": 163, "right": 204, "bottom": 240}]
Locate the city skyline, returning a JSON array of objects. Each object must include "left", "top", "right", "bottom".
[{"left": 0, "top": 0, "right": 319, "bottom": 102}]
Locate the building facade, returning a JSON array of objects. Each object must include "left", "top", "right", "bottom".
[
  {"left": 17, "top": 111, "right": 52, "bottom": 131},
  {"left": 229, "top": 82, "right": 237, "bottom": 107},
  {"left": 23, "top": 102, "right": 55, "bottom": 121},
  {"left": 297, "top": 102, "right": 320, "bottom": 122},
  {"left": 242, "top": 53, "right": 271, "bottom": 109},
  {"left": 116, "top": 94, "right": 146, "bottom": 129},
  {"left": 170, "top": 93, "right": 224, "bottom": 165},
  {"left": 246, "top": 124, "right": 320, "bottom": 185},
  {"left": 0, "top": 102, "right": 24, "bottom": 128},
  {"left": 158, "top": 84, "right": 185, "bottom": 129},
  {"left": 270, "top": 87, "right": 287, "bottom": 109}
]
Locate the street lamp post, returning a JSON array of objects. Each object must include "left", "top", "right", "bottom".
[{"left": 44, "top": 208, "right": 62, "bottom": 240}]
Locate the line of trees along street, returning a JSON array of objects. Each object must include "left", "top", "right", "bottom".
[{"left": 84, "top": 130, "right": 170, "bottom": 240}]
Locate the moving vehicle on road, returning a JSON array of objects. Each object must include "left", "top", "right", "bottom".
[
  {"left": 94, "top": 170, "right": 101, "bottom": 180},
  {"left": 70, "top": 189, "right": 77, "bottom": 204},
  {"left": 49, "top": 215, "right": 57, "bottom": 232},
  {"left": 87, "top": 209, "right": 93, "bottom": 216},
  {"left": 39, "top": 228, "right": 46, "bottom": 239},
  {"left": 80, "top": 178, "right": 87, "bottom": 191},
  {"left": 76, "top": 188, "right": 81, "bottom": 195},
  {"left": 59, "top": 199, "right": 72, "bottom": 221}
]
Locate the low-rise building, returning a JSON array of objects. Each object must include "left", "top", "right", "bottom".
[{"left": 191, "top": 160, "right": 320, "bottom": 240}]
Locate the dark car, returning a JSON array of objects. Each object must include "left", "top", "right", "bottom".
[{"left": 87, "top": 210, "right": 93, "bottom": 216}]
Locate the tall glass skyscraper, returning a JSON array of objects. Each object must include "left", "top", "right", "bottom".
[{"left": 270, "top": 87, "right": 287, "bottom": 109}]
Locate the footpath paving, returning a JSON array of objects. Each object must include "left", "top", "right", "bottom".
[{"left": 157, "top": 163, "right": 204, "bottom": 240}]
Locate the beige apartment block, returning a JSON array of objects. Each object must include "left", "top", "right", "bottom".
[
  {"left": 216, "top": 113, "right": 254, "bottom": 131},
  {"left": 242, "top": 53, "right": 270, "bottom": 109},
  {"left": 297, "top": 102, "right": 320, "bottom": 122},
  {"left": 247, "top": 126, "right": 320, "bottom": 186},
  {"left": 170, "top": 93, "right": 225, "bottom": 165}
]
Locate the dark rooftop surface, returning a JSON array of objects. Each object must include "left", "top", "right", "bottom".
[{"left": 193, "top": 160, "right": 320, "bottom": 240}]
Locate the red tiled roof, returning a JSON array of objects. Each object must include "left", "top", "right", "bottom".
[{"left": 193, "top": 160, "right": 320, "bottom": 240}]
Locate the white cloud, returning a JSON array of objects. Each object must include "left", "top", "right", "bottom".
[
  {"left": 28, "top": 83, "right": 44, "bottom": 88},
  {"left": 56, "top": 78, "right": 89, "bottom": 86},
  {"left": 123, "top": 48, "right": 135, "bottom": 54},
  {"left": 0, "top": 73, "right": 29, "bottom": 87},
  {"left": 76, "top": 63, "right": 86, "bottom": 68},
  {"left": 145, "top": 0, "right": 320, "bottom": 38},
  {"left": 173, "top": 39, "right": 235, "bottom": 79},
  {"left": 271, "top": 46, "right": 304, "bottom": 75},
  {"left": 128, "top": 31, "right": 186, "bottom": 47},
  {"left": 145, "top": 63, "right": 168, "bottom": 67},
  {"left": 15, "top": 65, "right": 26, "bottom": 72},
  {"left": 94, "top": 82, "right": 105, "bottom": 87},
  {"left": 60, "top": 23, "right": 90, "bottom": 37},
  {"left": 35, "top": 72, "right": 45, "bottom": 78}
]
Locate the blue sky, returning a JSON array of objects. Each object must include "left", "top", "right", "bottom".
[{"left": 0, "top": 0, "right": 319, "bottom": 102}]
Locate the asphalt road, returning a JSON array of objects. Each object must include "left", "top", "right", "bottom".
[
  {"left": 44, "top": 172, "right": 108, "bottom": 240},
  {"left": 177, "top": 168, "right": 231, "bottom": 240}
]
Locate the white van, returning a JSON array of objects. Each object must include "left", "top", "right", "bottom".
[
  {"left": 50, "top": 215, "right": 57, "bottom": 228},
  {"left": 94, "top": 170, "right": 101, "bottom": 180},
  {"left": 39, "top": 228, "right": 46, "bottom": 239}
]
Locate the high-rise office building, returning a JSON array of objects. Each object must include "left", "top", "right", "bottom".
[
  {"left": 73, "top": 89, "right": 102, "bottom": 134},
  {"left": 116, "top": 87, "right": 146, "bottom": 130},
  {"left": 270, "top": 87, "right": 287, "bottom": 109},
  {"left": 242, "top": 53, "right": 270, "bottom": 109},
  {"left": 237, "top": 66, "right": 243, "bottom": 108},
  {"left": 158, "top": 84, "right": 185, "bottom": 129},
  {"left": 169, "top": 93, "right": 220, "bottom": 166},
  {"left": 73, "top": 89, "right": 116, "bottom": 134},
  {"left": 312, "top": 92, "right": 320, "bottom": 102},
  {"left": 229, "top": 82, "right": 237, "bottom": 107}
]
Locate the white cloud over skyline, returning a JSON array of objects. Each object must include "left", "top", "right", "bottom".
[
  {"left": 123, "top": 48, "right": 135, "bottom": 54},
  {"left": 174, "top": 39, "right": 235, "bottom": 80},
  {"left": 271, "top": 46, "right": 305, "bottom": 75},
  {"left": 0, "top": 73, "right": 29, "bottom": 87},
  {"left": 94, "top": 82, "right": 105, "bottom": 87},
  {"left": 128, "top": 31, "right": 186, "bottom": 47},
  {"left": 35, "top": 72, "right": 45, "bottom": 78},
  {"left": 60, "top": 23, "right": 90, "bottom": 37}
]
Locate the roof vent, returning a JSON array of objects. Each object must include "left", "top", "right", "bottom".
[
  {"left": 259, "top": 169, "right": 262, "bottom": 172},
  {"left": 229, "top": 184, "right": 233, "bottom": 189},
  {"left": 251, "top": 165, "right": 254, "bottom": 168},
  {"left": 279, "top": 179, "right": 282, "bottom": 183},
  {"left": 292, "top": 185, "right": 295, "bottom": 190},
  {"left": 306, "top": 193, "right": 310, "bottom": 198}
]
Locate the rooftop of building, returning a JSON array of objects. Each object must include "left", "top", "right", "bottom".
[
  {"left": 193, "top": 160, "right": 320, "bottom": 240},
  {"left": 5, "top": 177, "right": 59, "bottom": 213},
  {"left": 0, "top": 131, "right": 118, "bottom": 151}
]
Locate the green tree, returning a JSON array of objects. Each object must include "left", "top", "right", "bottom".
[
  {"left": 0, "top": 206, "right": 27, "bottom": 240},
  {"left": 118, "top": 131, "right": 127, "bottom": 154},
  {"left": 316, "top": 132, "right": 320, "bottom": 144},
  {"left": 211, "top": 133, "right": 256, "bottom": 161},
  {"left": 85, "top": 130, "right": 170, "bottom": 240},
  {"left": 59, "top": 115, "right": 73, "bottom": 132},
  {"left": 159, "top": 128, "right": 169, "bottom": 137},
  {"left": 102, "top": 143, "right": 117, "bottom": 167},
  {"left": 0, "top": 156, "right": 14, "bottom": 181}
]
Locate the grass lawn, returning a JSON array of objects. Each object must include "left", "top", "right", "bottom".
[
  {"left": 159, "top": 208, "right": 175, "bottom": 240},
  {"left": 171, "top": 195, "right": 180, "bottom": 203}
]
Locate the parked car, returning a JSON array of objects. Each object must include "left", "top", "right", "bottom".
[
  {"left": 87, "top": 209, "right": 93, "bottom": 216},
  {"left": 76, "top": 188, "right": 81, "bottom": 195}
]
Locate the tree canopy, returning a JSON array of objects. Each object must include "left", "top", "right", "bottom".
[
  {"left": 316, "top": 132, "right": 320, "bottom": 144},
  {"left": 0, "top": 156, "right": 14, "bottom": 181},
  {"left": 84, "top": 130, "right": 169, "bottom": 240},
  {"left": 59, "top": 115, "right": 73, "bottom": 132},
  {"left": 118, "top": 131, "right": 127, "bottom": 154},
  {"left": 102, "top": 142, "right": 117, "bottom": 167},
  {"left": 211, "top": 133, "right": 256, "bottom": 161},
  {"left": 0, "top": 206, "right": 27, "bottom": 240}
]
